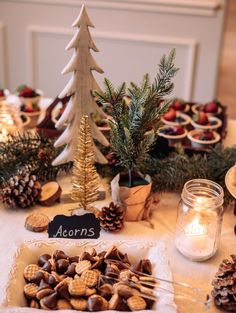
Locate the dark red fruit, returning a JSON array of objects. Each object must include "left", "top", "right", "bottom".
[
  {"left": 199, "top": 131, "right": 214, "bottom": 141},
  {"left": 0, "top": 89, "right": 4, "bottom": 97},
  {"left": 194, "top": 112, "right": 208, "bottom": 125},
  {"left": 19, "top": 86, "right": 38, "bottom": 98},
  {"left": 173, "top": 125, "right": 185, "bottom": 135},
  {"left": 163, "top": 108, "right": 176, "bottom": 121},
  {"left": 204, "top": 102, "right": 218, "bottom": 113},
  {"left": 172, "top": 99, "right": 185, "bottom": 111}
]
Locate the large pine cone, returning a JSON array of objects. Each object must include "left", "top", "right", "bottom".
[
  {"left": 211, "top": 255, "right": 236, "bottom": 311},
  {"left": 99, "top": 202, "right": 124, "bottom": 232},
  {"left": 1, "top": 173, "right": 42, "bottom": 209}
]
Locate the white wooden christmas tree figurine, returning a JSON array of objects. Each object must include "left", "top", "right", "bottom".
[{"left": 52, "top": 4, "right": 109, "bottom": 166}]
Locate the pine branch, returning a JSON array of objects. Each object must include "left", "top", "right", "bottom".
[
  {"left": 153, "top": 49, "right": 179, "bottom": 97},
  {"left": 94, "top": 50, "right": 178, "bottom": 182},
  {"left": 0, "top": 132, "right": 72, "bottom": 187},
  {"left": 94, "top": 78, "right": 126, "bottom": 106}
]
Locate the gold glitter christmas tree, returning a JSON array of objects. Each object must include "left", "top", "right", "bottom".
[{"left": 71, "top": 115, "right": 100, "bottom": 209}]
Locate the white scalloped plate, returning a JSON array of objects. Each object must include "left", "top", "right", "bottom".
[{"left": 2, "top": 239, "right": 177, "bottom": 313}]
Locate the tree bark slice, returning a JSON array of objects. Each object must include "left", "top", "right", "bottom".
[{"left": 40, "top": 181, "right": 62, "bottom": 206}]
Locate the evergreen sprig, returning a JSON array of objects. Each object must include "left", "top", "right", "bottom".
[
  {"left": 152, "top": 49, "right": 179, "bottom": 96},
  {"left": 0, "top": 131, "right": 72, "bottom": 186},
  {"left": 94, "top": 50, "right": 178, "bottom": 186}
]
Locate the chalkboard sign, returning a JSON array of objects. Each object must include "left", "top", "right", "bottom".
[{"left": 48, "top": 213, "right": 101, "bottom": 239}]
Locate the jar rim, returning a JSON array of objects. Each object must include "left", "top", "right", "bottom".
[{"left": 182, "top": 179, "right": 224, "bottom": 209}]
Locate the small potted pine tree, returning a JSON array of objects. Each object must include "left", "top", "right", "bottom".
[{"left": 94, "top": 50, "right": 178, "bottom": 221}]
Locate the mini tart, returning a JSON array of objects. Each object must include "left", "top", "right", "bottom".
[
  {"left": 19, "top": 89, "right": 43, "bottom": 108},
  {"left": 191, "top": 103, "right": 222, "bottom": 116},
  {"left": 187, "top": 129, "right": 220, "bottom": 148},
  {"left": 190, "top": 116, "right": 222, "bottom": 130},
  {"left": 158, "top": 126, "right": 187, "bottom": 140},
  {"left": 161, "top": 112, "right": 191, "bottom": 126}
]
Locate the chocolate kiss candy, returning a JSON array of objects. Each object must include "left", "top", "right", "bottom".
[
  {"left": 98, "top": 251, "right": 106, "bottom": 259},
  {"left": 116, "top": 298, "right": 130, "bottom": 311},
  {"left": 141, "top": 259, "right": 152, "bottom": 275},
  {"left": 69, "top": 256, "right": 80, "bottom": 263},
  {"left": 105, "top": 264, "right": 120, "bottom": 278},
  {"left": 57, "top": 284, "right": 70, "bottom": 300},
  {"left": 81, "top": 251, "right": 96, "bottom": 263},
  {"left": 91, "top": 258, "right": 103, "bottom": 270},
  {"left": 87, "top": 295, "right": 107, "bottom": 311},
  {"left": 31, "top": 271, "right": 45, "bottom": 285},
  {"left": 41, "top": 261, "right": 52, "bottom": 273},
  {"left": 99, "top": 284, "right": 113, "bottom": 300},
  {"left": 53, "top": 250, "right": 68, "bottom": 261},
  {"left": 105, "top": 247, "right": 130, "bottom": 264},
  {"left": 47, "top": 274, "right": 57, "bottom": 287},
  {"left": 38, "top": 279, "right": 51, "bottom": 291},
  {"left": 87, "top": 247, "right": 97, "bottom": 257},
  {"left": 42, "top": 292, "right": 57, "bottom": 309},
  {"left": 131, "top": 260, "right": 143, "bottom": 273},
  {"left": 65, "top": 263, "right": 76, "bottom": 277},
  {"left": 56, "top": 259, "right": 69, "bottom": 274},
  {"left": 38, "top": 254, "right": 51, "bottom": 267}
]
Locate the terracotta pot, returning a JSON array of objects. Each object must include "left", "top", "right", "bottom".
[{"left": 111, "top": 172, "right": 152, "bottom": 221}]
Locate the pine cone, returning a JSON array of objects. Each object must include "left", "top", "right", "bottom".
[
  {"left": 1, "top": 173, "right": 42, "bottom": 209},
  {"left": 211, "top": 255, "right": 236, "bottom": 311},
  {"left": 99, "top": 202, "right": 124, "bottom": 232}
]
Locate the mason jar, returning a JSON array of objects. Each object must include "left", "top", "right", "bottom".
[
  {"left": 0, "top": 100, "right": 23, "bottom": 141},
  {"left": 174, "top": 179, "right": 224, "bottom": 261}
]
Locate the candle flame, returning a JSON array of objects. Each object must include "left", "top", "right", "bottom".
[{"left": 184, "top": 217, "right": 206, "bottom": 236}]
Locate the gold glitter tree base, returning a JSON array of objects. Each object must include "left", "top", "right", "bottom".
[{"left": 71, "top": 115, "right": 100, "bottom": 210}]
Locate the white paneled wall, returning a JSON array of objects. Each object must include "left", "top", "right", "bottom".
[{"left": 0, "top": 0, "right": 225, "bottom": 101}]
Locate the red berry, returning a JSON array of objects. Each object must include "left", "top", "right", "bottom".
[
  {"left": 204, "top": 102, "right": 218, "bottom": 113},
  {"left": 163, "top": 108, "right": 176, "bottom": 121},
  {"left": 194, "top": 112, "right": 209, "bottom": 125},
  {"left": 172, "top": 99, "right": 185, "bottom": 111},
  {"left": 0, "top": 89, "right": 4, "bottom": 97}
]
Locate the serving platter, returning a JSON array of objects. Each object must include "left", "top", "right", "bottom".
[{"left": 2, "top": 239, "right": 177, "bottom": 313}]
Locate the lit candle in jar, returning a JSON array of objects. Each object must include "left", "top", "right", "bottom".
[
  {"left": 175, "top": 179, "right": 224, "bottom": 261},
  {"left": 175, "top": 215, "right": 215, "bottom": 261}
]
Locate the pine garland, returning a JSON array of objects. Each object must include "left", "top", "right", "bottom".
[
  {"left": 97, "top": 144, "right": 236, "bottom": 205},
  {"left": 0, "top": 131, "right": 72, "bottom": 187}
]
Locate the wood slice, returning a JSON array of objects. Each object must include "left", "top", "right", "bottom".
[
  {"left": 25, "top": 213, "right": 50, "bottom": 232},
  {"left": 40, "top": 181, "right": 62, "bottom": 206}
]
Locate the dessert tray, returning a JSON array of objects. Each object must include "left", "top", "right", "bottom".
[{"left": 2, "top": 239, "right": 177, "bottom": 313}]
